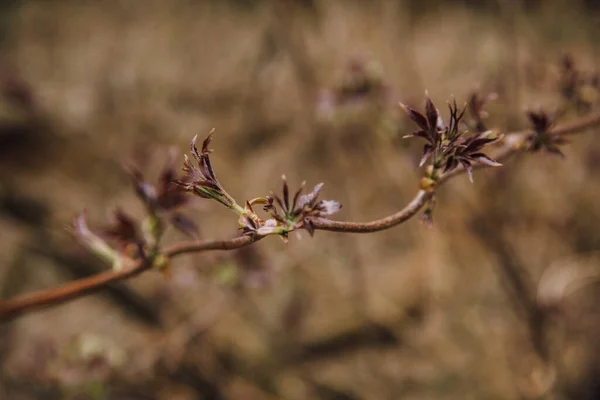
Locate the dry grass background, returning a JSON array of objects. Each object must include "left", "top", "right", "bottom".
[{"left": 1, "top": 0, "right": 600, "bottom": 399}]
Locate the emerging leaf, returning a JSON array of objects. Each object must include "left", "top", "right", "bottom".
[
  {"left": 263, "top": 178, "right": 342, "bottom": 237},
  {"left": 176, "top": 130, "right": 237, "bottom": 208},
  {"left": 526, "top": 108, "right": 566, "bottom": 157},
  {"left": 401, "top": 93, "right": 501, "bottom": 182}
]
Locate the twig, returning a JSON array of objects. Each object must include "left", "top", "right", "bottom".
[
  {"left": 1, "top": 110, "right": 600, "bottom": 322},
  {"left": 0, "top": 236, "right": 258, "bottom": 321},
  {"left": 0, "top": 259, "right": 152, "bottom": 321},
  {"left": 312, "top": 190, "right": 431, "bottom": 233}
]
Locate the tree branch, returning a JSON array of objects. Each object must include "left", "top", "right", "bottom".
[
  {"left": 311, "top": 190, "right": 431, "bottom": 233},
  {"left": 1, "top": 110, "right": 599, "bottom": 322},
  {"left": 0, "top": 236, "right": 258, "bottom": 321},
  {"left": 0, "top": 259, "right": 152, "bottom": 321}
]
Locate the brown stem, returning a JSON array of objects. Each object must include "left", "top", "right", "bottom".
[
  {"left": 0, "top": 260, "right": 152, "bottom": 321},
  {"left": 164, "top": 235, "right": 258, "bottom": 257},
  {"left": 312, "top": 190, "right": 432, "bottom": 233},
  {"left": 1, "top": 110, "right": 600, "bottom": 322},
  {"left": 0, "top": 236, "right": 257, "bottom": 321}
]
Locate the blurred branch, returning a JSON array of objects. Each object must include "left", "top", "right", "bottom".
[
  {"left": 0, "top": 236, "right": 258, "bottom": 321},
  {"left": 470, "top": 211, "right": 549, "bottom": 361},
  {"left": 468, "top": 170, "right": 555, "bottom": 398},
  {"left": 287, "top": 322, "right": 399, "bottom": 365},
  {"left": 29, "top": 242, "right": 162, "bottom": 327},
  {"left": 1, "top": 109, "right": 600, "bottom": 322}
]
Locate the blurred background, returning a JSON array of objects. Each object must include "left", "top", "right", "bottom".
[{"left": 1, "top": 0, "right": 600, "bottom": 399}]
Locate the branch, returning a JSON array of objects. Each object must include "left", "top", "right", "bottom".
[
  {"left": 311, "top": 190, "right": 431, "bottom": 233},
  {"left": 0, "top": 259, "right": 152, "bottom": 321},
  {"left": 449, "top": 112, "right": 600, "bottom": 182},
  {"left": 0, "top": 236, "right": 257, "bottom": 321},
  {"left": 316, "top": 110, "right": 600, "bottom": 232},
  {"left": 1, "top": 109, "right": 599, "bottom": 322},
  {"left": 164, "top": 235, "right": 258, "bottom": 257}
]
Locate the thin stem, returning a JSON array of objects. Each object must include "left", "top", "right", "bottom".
[
  {"left": 0, "top": 236, "right": 258, "bottom": 321},
  {"left": 1, "top": 109, "right": 599, "bottom": 321},
  {"left": 230, "top": 202, "right": 248, "bottom": 217},
  {"left": 311, "top": 190, "right": 432, "bottom": 233},
  {"left": 0, "top": 259, "right": 152, "bottom": 321},
  {"left": 164, "top": 234, "right": 258, "bottom": 258}
]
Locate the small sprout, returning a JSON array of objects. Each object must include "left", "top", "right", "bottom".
[
  {"left": 169, "top": 212, "right": 200, "bottom": 239},
  {"left": 126, "top": 148, "right": 187, "bottom": 213},
  {"left": 419, "top": 176, "right": 437, "bottom": 192},
  {"left": 125, "top": 148, "right": 199, "bottom": 238},
  {"left": 102, "top": 208, "right": 144, "bottom": 256},
  {"left": 444, "top": 130, "right": 502, "bottom": 183},
  {"left": 74, "top": 209, "right": 177, "bottom": 274},
  {"left": 260, "top": 176, "right": 342, "bottom": 238},
  {"left": 239, "top": 212, "right": 261, "bottom": 237},
  {"left": 72, "top": 211, "right": 123, "bottom": 270},
  {"left": 73, "top": 145, "right": 203, "bottom": 273},
  {"left": 176, "top": 129, "right": 238, "bottom": 210},
  {"left": 155, "top": 148, "right": 190, "bottom": 211},
  {"left": 237, "top": 200, "right": 264, "bottom": 236},
  {"left": 401, "top": 93, "right": 501, "bottom": 183},
  {"left": 400, "top": 93, "right": 442, "bottom": 167},
  {"left": 526, "top": 108, "right": 568, "bottom": 157},
  {"left": 126, "top": 164, "right": 157, "bottom": 210}
]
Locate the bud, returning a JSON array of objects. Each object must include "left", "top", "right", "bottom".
[
  {"left": 73, "top": 211, "right": 122, "bottom": 270},
  {"left": 419, "top": 177, "right": 437, "bottom": 192}
]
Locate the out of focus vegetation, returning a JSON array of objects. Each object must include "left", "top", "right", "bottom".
[{"left": 1, "top": 0, "right": 600, "bottom": 399}]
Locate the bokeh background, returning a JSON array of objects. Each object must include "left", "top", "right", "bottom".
[{"left": 1, "top": 0, "right": 600, "bottom": 399}]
